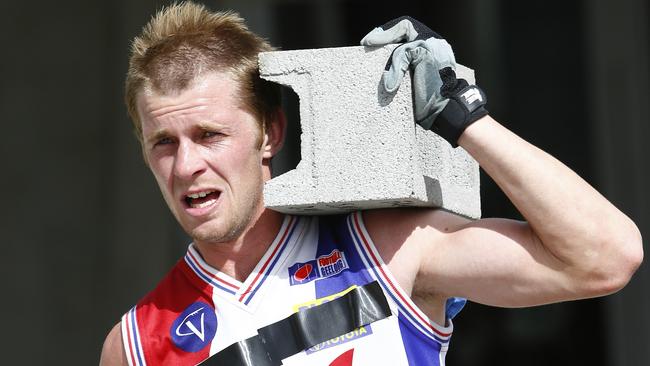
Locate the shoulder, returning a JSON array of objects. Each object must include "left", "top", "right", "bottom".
[
  {"left": 360, "top": 208, "right": 470, "bottom": 291},
  {"left": 363, "top": 207, "right": 471, "bottom": 230},
  {"left": 142, "top": 256, "right": 197, "bottom": 305},
  {"left": 362, "top": 207, "right": 471, "bottom": 252},
  {"left": 99, "top": 322, "right": 128, "bottom": 366}
]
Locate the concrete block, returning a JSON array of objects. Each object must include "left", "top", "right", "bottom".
[{"left": 260, "top": 45, "right": 481, "bottom": 219}]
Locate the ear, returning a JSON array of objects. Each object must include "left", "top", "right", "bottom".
[{"left": 261, "top": 108, "right": 287, "bottom": 159}]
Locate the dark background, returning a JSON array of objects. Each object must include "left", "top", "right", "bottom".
[{"left": 0, "top": 0, "right": 647, "bottom": 364}]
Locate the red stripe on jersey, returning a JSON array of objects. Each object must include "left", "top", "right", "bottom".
[
  {"left": 124, "top": 313, "right": 138, "bottom": 366},
  {"left": 187, "top": 249, "right": 240, "bottom": 290},
  {"left": 239, "top": 216, "right": 295, "bottom": 302},
  {"left": 352, "top": 212, "right": 451, "bottom": 338}
]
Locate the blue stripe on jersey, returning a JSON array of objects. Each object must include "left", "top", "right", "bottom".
[
  {"left": 345, "top": 214, "right": 452, "bottom": 344},
  {"left": 354, "top": 241, "right": 451, "bottom": 344},
  {"left": 398, "top": 312, "right": 444, "bottom": 366},
  {"left": 185, "top": 258, "right": 238, "bottom": 295},
  {"left": 243, "top": 218, "right": 300, "bottom": 305},
  {"left": 130, "top": 307, "right": 146, "bottom": 366}
]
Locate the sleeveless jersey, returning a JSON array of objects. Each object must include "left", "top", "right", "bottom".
[{"left": 121, "top": 212, "right": 465, "bottom": 366}]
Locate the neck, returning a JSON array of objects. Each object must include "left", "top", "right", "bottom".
[{"left": 193, "top": 208, "right": 284, "bottom": 282}]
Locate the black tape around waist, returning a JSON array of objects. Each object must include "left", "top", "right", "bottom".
[{"left": 199, "top": 280, "right": 391, "bottom": 366}]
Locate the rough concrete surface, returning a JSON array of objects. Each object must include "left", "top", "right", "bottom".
[{"left": 260, "top": 45, "right": 481, "bottom": 219}]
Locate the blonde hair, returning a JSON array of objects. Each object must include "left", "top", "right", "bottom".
[{"left": 125, "top": 1, "right": 280, "bottom": 143}]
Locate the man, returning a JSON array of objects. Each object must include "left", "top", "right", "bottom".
[{"left": 100, "top": 2, "right": 642, "bottom": 365}]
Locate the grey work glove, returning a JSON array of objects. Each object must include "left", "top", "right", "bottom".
[{"left": 361, "top": 16, "right": 488, "bottom": 147}]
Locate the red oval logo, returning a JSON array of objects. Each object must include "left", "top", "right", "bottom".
[{"left": 293, "top": 263, "right": 313, "bottom": 281}]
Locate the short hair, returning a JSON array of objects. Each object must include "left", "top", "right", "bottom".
[{"left": 125, "top": 1, "right": 280, "bottom": 144}]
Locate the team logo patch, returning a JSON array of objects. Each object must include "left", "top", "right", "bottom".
[
  {"left": 288, "top": 250, "right": 349, "bottom": 286},
  {"left": 170, "top": 301, "right": 217, "bottom": 353}
]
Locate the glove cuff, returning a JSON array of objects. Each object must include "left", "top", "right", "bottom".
[{"left": 433, "top": 83, "right": 488, "bottom": 147}]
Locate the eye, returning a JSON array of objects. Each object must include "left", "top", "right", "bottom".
[
  {"left": 154, "top": 137, "right": 175, "bottom": 147},
  {"left": 202, "top": 130, "right": 222, "bottom": 139}
]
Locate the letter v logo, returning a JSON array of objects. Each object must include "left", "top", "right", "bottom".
[
  {"left": 171, "top": 301, "right": 218, "bottom": 353},
  {"left": 176, "top": 308, "right": 206, "bottom": 341}
]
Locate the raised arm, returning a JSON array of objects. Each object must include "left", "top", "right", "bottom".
[
  {"left": 361, "top": 17, "right": 643, "bottom": 309},
  {"left": 365, "top": 115, "right": 641, "bottom": 309}
]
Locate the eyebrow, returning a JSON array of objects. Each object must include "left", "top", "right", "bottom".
[
  {"left": 196, "top": 121, "right": 228, "bottom": 131},
  {"left": 145, "top": 122, "right": 229, "bottom": 145},
  {"left": 146, "top": 129, "right": 170, "bottom": 146}
]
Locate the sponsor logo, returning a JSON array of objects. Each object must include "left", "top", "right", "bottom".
[
  {"left": 461, "top": 87, "right": 483, "bottom": 105},
  {"left": 318, "top": 250, "right": 348, "bottom": 277},
  {"left": 170, "top": 301, "right": 217, "bottom": 353},
  {"left": 293, "top": 286, "right": 372, "bottom": 355},
  {"left": 306, "top": 326, "right": 371, "bottom": 354},
  {"left": 288, "top": 250, "right": 349, "bottom": 286}
]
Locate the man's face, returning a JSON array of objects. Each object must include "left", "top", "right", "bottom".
[{"left": 138, "top": 72, "right": 273, "bottom": 245}]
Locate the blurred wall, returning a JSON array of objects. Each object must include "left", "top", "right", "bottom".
[{"left": 0, "top": 0, "right": 646, "bottom": 364}]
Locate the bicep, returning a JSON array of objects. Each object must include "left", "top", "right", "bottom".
[
  {"left": 419, "top": 217, "right": 576, "bottom": 307},
  {"left": 99, "top": 322, "right": 128, "bottom": 366}
]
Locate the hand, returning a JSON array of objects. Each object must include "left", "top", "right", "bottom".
[{"left": 361, "top": 16, "right": 488, "bottom": 147}]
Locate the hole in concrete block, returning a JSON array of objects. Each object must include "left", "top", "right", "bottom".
[{"left": 271, "top": 86, "right": 301, "bottom": 177}]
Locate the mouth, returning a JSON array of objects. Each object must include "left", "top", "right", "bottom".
[{"left": 183, "top": 189, "right": 221, "bottom": 212}]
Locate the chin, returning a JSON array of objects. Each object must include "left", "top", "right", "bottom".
[{"left": 186, "top": 217, "right": 247, "bottom": 245}]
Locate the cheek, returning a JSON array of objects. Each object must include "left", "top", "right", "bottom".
[
  {"left": 227, "top": 136, "right": 263, "bottom": 165},
  {"left": 222, "top": 148, "right": 264, "bottom": 187},
  {"left": 148, "top": 156, "right": 175, "bottom": 191}
]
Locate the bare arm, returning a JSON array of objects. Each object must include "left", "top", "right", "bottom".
[
  {"left": 457, "top": 115, "right": 642, "bottom": 300},
  {"left": 367, "top": 115, "right": 643, "bottom": 308},
  {"left": 99, "top": 322, "right": 128, "bottom": 366}
]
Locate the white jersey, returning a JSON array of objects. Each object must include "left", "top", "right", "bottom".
[{"left": 122, "top": 212, "right": 464, "bottom": 366}]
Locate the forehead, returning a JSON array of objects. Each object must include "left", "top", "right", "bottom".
[{"left": 139, "top": 71, "right": 243, "bottom": 117}]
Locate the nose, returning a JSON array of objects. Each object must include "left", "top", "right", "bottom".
[{"left": 173, "top": 139, "right": 207, "bottom": 179}]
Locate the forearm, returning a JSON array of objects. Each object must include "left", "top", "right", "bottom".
[{"left": 458, "top": 115, "right": 642, "bottom": 289}]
